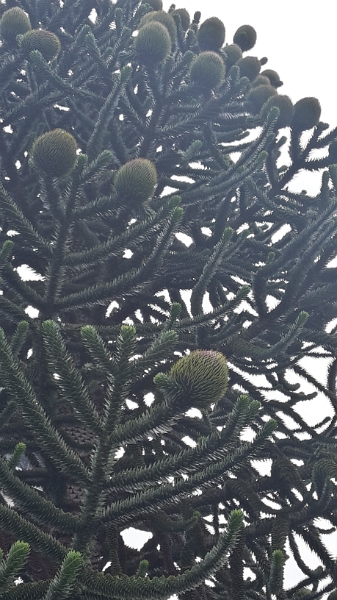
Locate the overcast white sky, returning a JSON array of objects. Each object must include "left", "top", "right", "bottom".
[{"left": 169, "top": 0, "right": 337, "bottom": 128}]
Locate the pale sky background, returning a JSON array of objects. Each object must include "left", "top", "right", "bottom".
[
  {"left": 121, "top": 1, "right": 337, "bottom": 595},
  {"left": 172, "top": 0, "right": 337, "bottom": 129}
]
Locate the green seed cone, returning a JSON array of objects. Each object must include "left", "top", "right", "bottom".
[
  {"left": 261, "top": 69, "right": 283, "bottom": 88},
  {"left": 169, "top": 350, "right": 228, "bottom": 410},
  {"left": 172, "top": 8, "right": 190, "bottom": 31},
  {"left": 261, "top": 95, "right": 294, "bottom": 128},
  {"left": 197, "top": 17, "right": 225, "bottom": 51},
  {"left": 135, "top": 22, "right": 171, "bottom": 66},
  {"left": 0, "top": 7, "right": 31, "bottom": 43},
  {"left": 237, "top": 56, "right": 261, "bottom": 81},
  {"left": 140, "top": 10, "right": 177, "bottom": 43},
  {"left": 190, "top": 51, "right": 226, "bottom": 90},
  {"left": 233, "top": 24, "right": 257, "bottom": 52},
  {"left": 21, "top": 29, "right": 61, "bottom": 61},
  {"left": 142, "top": 0, "right": 163, "bottom": 10},
  {"left": 223, "top": 43, "right": 242, "bottom": 68},
  {"left": 31, "top": 129, "right": 77, "bottom": 177},
  {"left": 327, "top": 592, "right": 337, "bottom": 600},
  {"left": 114, "top": 159, "right": 157, "bottom": 203},
  {"left": 292, "top": 97, "right": 321, "bottom": 131},
  {"left": 252, "top": 75, "right": 270, "bottom": 87},
  {"left": 247, "top": 84, "right": 277, "bottom": 114}
]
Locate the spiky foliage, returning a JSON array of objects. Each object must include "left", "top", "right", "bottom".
[
  {"left": 329, "top": 140, "right": 337, "bottom": 162},
  {"left": 1, "top": 1, "right": 337, "bottom": 600},
  {"left": 143, "top": 0, "right": 163, "bottom": 9},
  {"left": 171, "top": 8, "right": 190, "bottom": 30}
]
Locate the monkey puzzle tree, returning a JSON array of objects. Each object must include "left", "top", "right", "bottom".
[{"left": 1, "top": 1, "right": 337, "bottom": 599}]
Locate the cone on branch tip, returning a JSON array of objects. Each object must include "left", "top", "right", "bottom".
[
  {"left": 237, "top": 56, "right": 261, "bottom": 81},
  {"left": 31, "top": 129, "right": 78, "bottom": 177},
  {"left": 21, "top": 29, "right": 61, "bottom": 61},
  {"left": 135, "top": 22, "right": 171, "bottom": 66},
  {"left": 114, "top": 159, "right": 158, "bottom": 204},
  {"left": 139, "top": 10, "right": 177, "bottom": 43},
  {"left": 0, "top": 7, "right": 31, "bottom": 43},
  {"left": 247, "top": 84, "right": 277, "bottom": 113},
  {"left": 197, "top": 17, "right": 225, "bottom": 51},
  {"left": 193, "top": 11, "right": 201, "bottom": 25},
  {"left": 261, "top": 95, "right": 294, "bottom": 128},
  {"left": 190, "top": 51, "right": 225, "bottom": 90},
  {"left": 169, "top": 350, "right": 228, "bottom": 410},
  {"left": 292, "top": 97, "right": 321, "bottom": 131},
  {"left": 172, "top": 8, "right": 190, "bottom": 31},
  {"left": 223, "top": 43, "right": 242, "bottom": 68},
  {"left": 142, "top": 0, "right": 163, "bottom": 10},
  {"left": 261, "top": 68, "right": 283, "bottom": 88},
  {"left": 233, "top": 24, "right": 257, "bottom": 51},
  {"left": 252, "top": 75, "right": 270, "bottom": 87}
]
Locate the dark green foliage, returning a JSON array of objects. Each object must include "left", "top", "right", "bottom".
[
  {"left": 171, "top": 8, "right": 190, "bottom": 30},
  {"left": 233, "top": 24, "right": 257, "bottom": 51},
  {"left": 292, "top": 590, "right": 312, "bottom": 599},
  {"left": 0, "top": 541, "right": 30, "bottom": 593},
  {"left": 197, "top": 17, "right": 225, "bottom": 51},
  {"left": 46, "top": 552, "right": 83, "bottom": 600},
  {"left": 143, "top": 0, "right": 163, "bottom": 9},
  {"left": 189, "top": 51, "right": 225, "bottom": 89},
  {"left": 0, "top": 7, "right": 31, "bottom": 42},
  {"left": 0, "top": 0, "right": 337, "bottom": 599},
  {"left": 20, "top": 29, "right": 61, "bottom": 61},
  {"left": 329, "top": 140, "right": 337, "bottom": 162},
  {"left": 135, "top": 21, "right": 171, "bottom": 66},
  {"left": 31, "top": 129, "right": 78, "bottom": 177}
]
